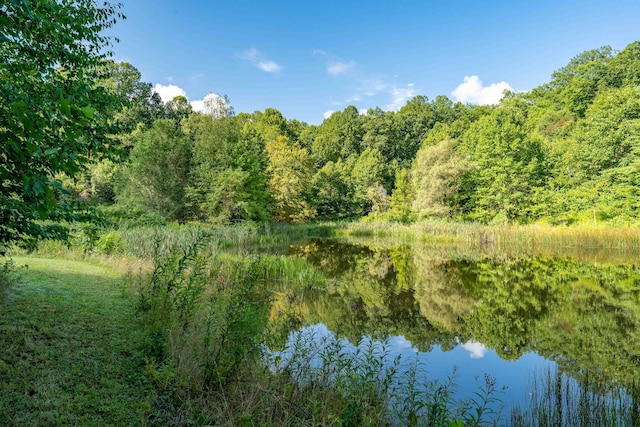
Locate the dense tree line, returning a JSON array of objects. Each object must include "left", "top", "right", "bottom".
[
  {"left": 2, "top": 0, "right": 639, "bottom": 252},
  {"left": 62, "top": 41, "right": 640, "bottom": 227}
]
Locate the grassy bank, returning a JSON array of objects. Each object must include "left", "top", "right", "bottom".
[{"left": 0, "top": 256, "right": 153, "bottom": 426}]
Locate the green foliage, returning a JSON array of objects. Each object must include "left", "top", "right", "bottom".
[
  {"left": 0, "top": 0, "right": 124, "bottom": 250},
  {"left": 311, "top": 105, "right": 364, "bottom": 166},
  {"left": 386, "top": 169, "right": 416, "bottom": 223},
  {"left": 556, "top": 85, "right": 640, "bottom": 187},
  {"left": 0, "top": 257, "right": 16, "bottom": 294},
  {"left": 164, "top": 95, "right": 193, "bottom": 122},
  {"left": 536, "top": 46, "right": 614, "bottom": 117},
  {"left": 5, "top": 25, "right": 640, "bottom": 235},
  {"left": 460, "top": 97, "right": 547, "bottom": 223},
  {"left": 412, "top": 138, "right": 475, "bottom": 218},
  {"left": 94, "top": 230, "right": 123, "bottom": 255},
  {"left": 99, "top": 60, "right": 166, "bottom": 131},
  {"left": 311, "top": 160, "right": 357, "bottom": 220},
  {"left": 351, "top": 147, "right": 387, "bottom": 216},
  {"left": 118, "top": 119, "right": 192, "bottom": 221},
  {"left": 89, "top": 159, "right": 119, "bottom": 204},
  {"left": 251, "top": 107, "right": 291, "bottom": 142},
  {"left": 266, "top": 135, "right": 316, "bottom": 222},
  {"left": 185, "top": 113, "right": 270, "bottom": 223},
  {"left": 133, "top": 230, "right": 329, "bottom": 394}
]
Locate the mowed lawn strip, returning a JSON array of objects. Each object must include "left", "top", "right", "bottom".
[{"left": 0, "top": 256, "right": 151, "bottom": 426}]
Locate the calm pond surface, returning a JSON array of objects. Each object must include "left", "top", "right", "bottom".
[{"left": 268, "top": 238, "right": 640, "bottom": 412}]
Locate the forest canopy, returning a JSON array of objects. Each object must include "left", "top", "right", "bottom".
[
  {"left": 105, "top": 41, "right": 640, "bottom": 228},
  {"left": 3, "top": 0, "right": 640, "bottom": 252}
]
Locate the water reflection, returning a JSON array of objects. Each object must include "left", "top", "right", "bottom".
[
  {"left": 271, "top": 238, "right": 640, "bottom": 406},
  {"left": 268, "top": 323, "right": 550, "bottom": 415}
]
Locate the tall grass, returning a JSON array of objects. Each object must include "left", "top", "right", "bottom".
[
  {"left": 509, "top": 367, "right": 640, "bottom": 427},
  {"left": 24, "top": 218, "right": 640, "bottom": 264},
  {"left": 338, "top": 220, "right": 640, "bottom": 257}
]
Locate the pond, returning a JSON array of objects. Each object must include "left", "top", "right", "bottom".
[{"left": 267, "top": 238, "right": 640, "bottom": 417}]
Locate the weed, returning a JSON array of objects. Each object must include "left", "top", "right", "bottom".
[{"left": 0, "top": 255, "right": 16, "bottom": 293}]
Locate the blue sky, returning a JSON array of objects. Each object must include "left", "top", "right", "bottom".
[{"left": 110, "top": 1, "right": 640, "bottom": 124}]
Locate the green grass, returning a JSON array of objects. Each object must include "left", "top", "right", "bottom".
[{"left": 0, "top": 256, "right": 152, "bottom": 426}]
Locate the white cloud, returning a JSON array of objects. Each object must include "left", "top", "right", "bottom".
[
  {"left": 451, "top": 75, "right": 513, "bottom": 105},
  {"left": 386, "top": 83, "right": 417, "bottom": 111},
  {"left": 153, "top": 83, "right": 186, "bottom": 103},
  {"left": 313, "top": 49, "right": 327, "bottom": 56},
  {"left": 461, "top": 341, "right": 487, "bottom": 359},
  {"left": 190, "top": 99, "right": 204, "bottom": 113},
  {"left": 239, "top": 48, "right": 282, "bottom": 73},
  {"left": 327, "top": 60, "right": 357, "bottom": 76},
  {"left": 323, "top": 110, "right": 335, "bottom": 119},
  {"left": 257, "top": 61, "right": 282, "bottom": 73}
]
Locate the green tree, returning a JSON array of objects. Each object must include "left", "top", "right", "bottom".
[
  {"left": 90, "top": 159, "right": 119, "bottom": 204},
  {"left": 412, "top": 138, "right": 474, "bottom": 218},
  {"left": 534, "top": 46, "right": 614, "bottom": 117},
  {"left": 118, "top": 120, "right": 192, "bottom": 221},
  {"left": 602, "top": 41, "right": 640, "bottom": 88},
  {"left": 350, "top": 148, "right": 387, "bottom": 216},
  {"left": 394, "top": 96, "right": 460, "bottom": 165},
  {"left": 310, "top": 160, "right": 356, "bottom": 220},
  {"left": 185, "top": 114, "right": 269, "bottom": 223},
  {"left": 460, "top": 97, "right": 547, "bottom": 223},
  {"left": 551, "top": 85, "right": 640, "bottom": 222},
  {"left": 165, "top": 95, "right": 193, "bottom": 123},
  {"left": 99, "top": 60, "right": 166, "bottom": 131},
  {"left": 1, "top": 0, "right": 124, "bottom": 251},
  {"left": 266, "top": 136, "right": 315, "bottom": 222},
  {"left": 386, "top": 169, "right": 415, "bottom": 223},
  {"left": 556, "top": 85, "right": 640, "bottom": 186},
  {"left": 252, "top": 108, "right": 289, "bottom": 142},
  {"left": 311, "top": 106, "right": 363, "bottom": 167}
]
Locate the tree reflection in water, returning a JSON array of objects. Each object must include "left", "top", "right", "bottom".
[{"left": 271, "top": 238, "right": 640, "bottom": 410}]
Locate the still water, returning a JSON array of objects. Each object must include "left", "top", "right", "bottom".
[{"left": 268, "top": 238, "right": 640, "bottom": 412}]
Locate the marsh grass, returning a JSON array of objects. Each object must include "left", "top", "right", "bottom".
[
  {"left": 338, "top": 220, "right": 640, "bottom": 260},
  {"left": 509, "top": 368, "right": 640, "bottom": 427},
  {"left": 133, "top": 234, "right": 507, "bottom": 426}
]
